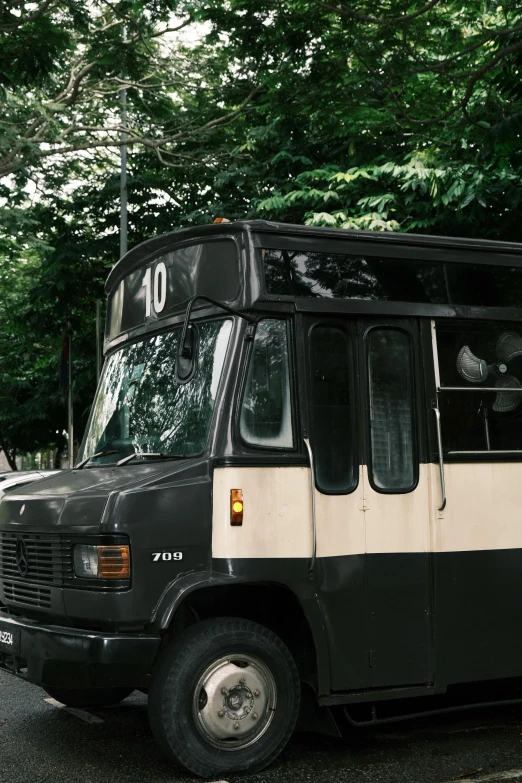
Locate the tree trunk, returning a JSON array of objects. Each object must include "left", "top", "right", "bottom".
[{"left": 0, "top": 444, "right": 17, "bottom": 471}]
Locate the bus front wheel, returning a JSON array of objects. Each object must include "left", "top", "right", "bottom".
[{"left": 148, "top": 616, "right": 300, "bottom": 778}]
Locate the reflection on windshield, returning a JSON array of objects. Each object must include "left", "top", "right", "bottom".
[{"left": 79, "top": 319, "right": 232, "bottom": 465}]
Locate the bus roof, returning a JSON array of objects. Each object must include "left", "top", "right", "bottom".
[{"left": 106, "top": 220, "right": 522, "bottom": 294}]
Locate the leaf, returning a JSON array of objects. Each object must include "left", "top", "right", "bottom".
[
  {"left": 461, "top": 190, "right": 476, "bottom": 208},
  {"left": 307, "top": 212, "right": 338, "bottom": 226}
]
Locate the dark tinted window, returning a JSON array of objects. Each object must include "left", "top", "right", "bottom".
[
  {"left": 368, "top": 329, "right": 416, "bottom": 491},
  {"left": 310, "top": 326, "right": 356, "bottom": 492},
  {"left": 265, "top": 249, "right": 388, "bottom": 300},
  {"left": 436, "top": 321, "right": 522, "bottom": 453},
  {"left": 240, "top": 320, "right": 293, "bottom": 448},
  {"left": 444, "top": 263, "right": 522, "bottom": 308},
  {"left": 263, "top": 248, "right": 522, "bottom": 308}
]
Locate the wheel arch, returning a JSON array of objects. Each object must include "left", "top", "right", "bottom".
[{"left": 151, "top": 574, "right": 331, "bottom": 696}]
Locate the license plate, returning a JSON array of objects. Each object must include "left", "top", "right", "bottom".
[{"left": 0, "top": 621, "right": 20, "bottom": 654}]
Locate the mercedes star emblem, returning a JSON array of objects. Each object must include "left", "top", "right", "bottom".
[{"left": 15, "top": 538, "right": 29, "bottom": 577}]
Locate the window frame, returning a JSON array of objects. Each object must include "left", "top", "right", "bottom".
[
  {"left": 363, "top": 323, "right": 420, "bottom": 495},
  {"left": 236, "top": 316, "right": 298, "bottom": 453},
  {"left": 432, "top": 318, "right": 522, "bottom": 461},
  {"left": 78, "top": 316, "right": 234, "bottom": 466}
]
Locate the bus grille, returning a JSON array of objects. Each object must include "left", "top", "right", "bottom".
[
  {"left": 0, "top": 532, "right": 72, "bottom": 587},
  {"left": 3, "top": 581, "right": 52, "bottom": 609}
]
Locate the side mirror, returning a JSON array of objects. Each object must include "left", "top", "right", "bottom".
[{"left": 176, "top": 324, "right": 198, "bottom": 381}]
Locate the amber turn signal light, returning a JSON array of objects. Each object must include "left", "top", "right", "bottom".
[
  {"left": 97, "top": 545, "right": 130, "bottom": 579},
  {"left": 231, "top": 489, "right": 244, "bottom": 526}
]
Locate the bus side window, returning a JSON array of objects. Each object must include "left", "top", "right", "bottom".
[
  {"left": 310, "top": 326, "right": 356, "bottom": 493},
  {"left": 435, "top": 321, "right": 522, "bottom": 454},
  {"left": 239, "top": 320, "right": 294, "bottom": 449},
  {"left": 367, "top": 328, "right": 417, "bottom": 492}
]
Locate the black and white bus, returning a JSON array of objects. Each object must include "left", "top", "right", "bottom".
[{"left": 2, "top": 220, "right": 522, "bottom": 777}]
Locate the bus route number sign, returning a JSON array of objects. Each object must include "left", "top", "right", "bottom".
[{"left": 142, "top": 262, "right": 167, "bottom": 318}]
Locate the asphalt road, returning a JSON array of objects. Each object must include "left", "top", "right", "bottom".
[{"left": 2, "top": 670, "right": 522, "bottom": 783}]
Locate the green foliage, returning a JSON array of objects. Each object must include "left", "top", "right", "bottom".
[
  {"left": 194, "top": 0, "right": 522, "bottom": 237},
  {"left": 2, "top": 0, "right": 522, "bottom": 461},
  {"left": 254, "top": 150, "right": 522, "bottom": 238}
]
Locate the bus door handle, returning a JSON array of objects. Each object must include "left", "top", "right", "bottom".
[
  {"left": 303, "top": 437, "right": 317, "bottom": 580},
  {"left": 432, "top": 407, "right": 447, "bottom": 512}
]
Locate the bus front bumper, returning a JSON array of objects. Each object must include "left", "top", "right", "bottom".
[{"left": 0, "top": 611, "right": 161, "bottom": 689}]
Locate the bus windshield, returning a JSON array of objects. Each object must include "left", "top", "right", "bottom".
[{"left": 78, "top": 319, "right": 232, "bottom": 466}]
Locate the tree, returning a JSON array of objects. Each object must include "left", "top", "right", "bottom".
[
  {"left": 0, "top": 0, "right": 260, "bottom": 180},
  {"left": 0, "top": 0, "right": 262, "bottom": 464},
  {"left": 3, "top": 0, "right": 522, "bottom": 462},
  {"left": 191, "top": 0, "right": 522, "bottom": 239},
  {"left": 0, "top": 198, "right": 58, "bottom": 468}
]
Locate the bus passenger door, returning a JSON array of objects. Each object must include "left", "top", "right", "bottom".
[
  {"left": 302, "top": 316, "right": 369, "bottom": 691},
  {"left": 303, "top": 316, "right": 433, "bottom": 691},
  {"left": 358, "top": 319, "right": 433, "bottom": 688}
]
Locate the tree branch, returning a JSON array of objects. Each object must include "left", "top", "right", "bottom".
[
  {"left": 0, "top": 0, "right": 58, "bottom": 32},
  {"left": 379, "top": 36, "right": 522, "bottom": 126},
  {"left": 48, "top": 63, "right": 96, "bottom": 108},
  {"left": 415, "top": 22, "right": 522, "bottom": 74},
  {"left": 346, "top": 14, "right": 522, "bottom": 126},
  {"left": 0, "top": 83, "right": 262, "bottom": 178},
  {"left": 317, "top": 0, "right": 442, "bottom": 27},
  {"left": 108, "top": 76, "right": 198, "bottom": 90},
  {"left": 127, "top": 16, "right": 194, "bottom": 43}
]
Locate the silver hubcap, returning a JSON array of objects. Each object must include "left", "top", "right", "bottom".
[{"left": 192, "top": 653, "right": 277, "bottom": 750}]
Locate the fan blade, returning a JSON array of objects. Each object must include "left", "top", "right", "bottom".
[
  {"left": 492, "top": 376, "right": 522, "bottom": 413},
  {"left": 496, "top": 332, "right": 522, "bottom": 363},
  {"left": 456, "top": 345, "right": 489, "bottom": 383}
]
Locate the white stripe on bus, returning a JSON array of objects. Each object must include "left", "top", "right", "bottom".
[{"left": 212, "top": 463, "right": 522, "bottom": 558}]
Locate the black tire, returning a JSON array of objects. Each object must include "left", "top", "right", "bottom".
[
  {"left": 148, "top": 617, "right": 300, "bottom": 778},
  {"left": 44, "top": 686, "right": 134, "bottom": 708}
]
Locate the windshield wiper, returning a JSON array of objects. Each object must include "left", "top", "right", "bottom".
[
  {"left": 75, "top": 450, "right": 119, "bottom": 470},
  {"left": 116, "top": 452, "right": 187, "bottom": 466}
]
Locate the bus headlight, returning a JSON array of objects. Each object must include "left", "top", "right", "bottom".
[{"left": 73, "top": 544, "right": 130, "bottom": 579}]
